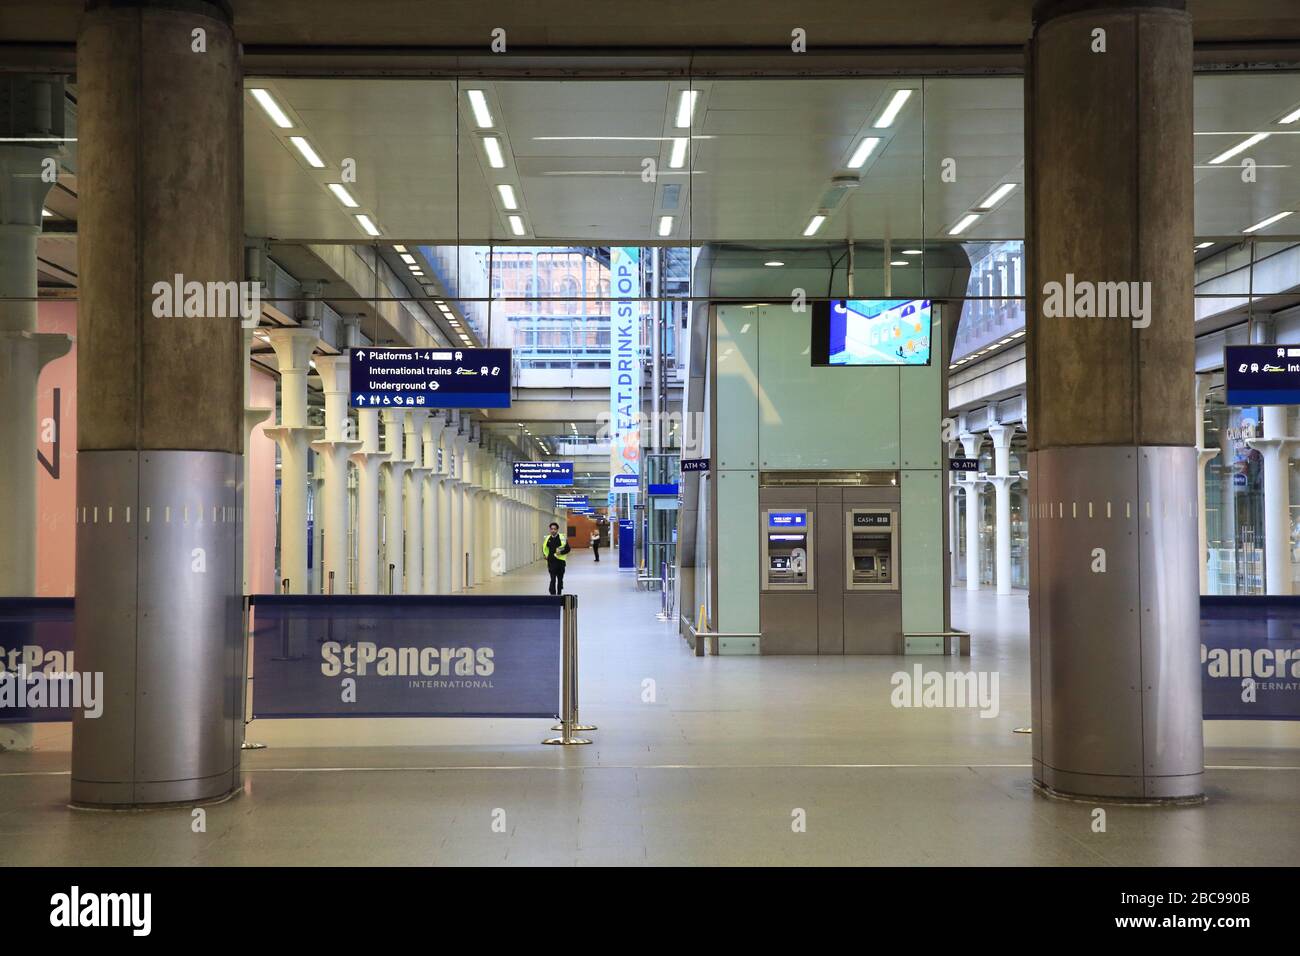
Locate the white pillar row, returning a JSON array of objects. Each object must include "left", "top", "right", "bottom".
[
  {"left": 422, "top": 413, "right": 447, "bottom": 593},
  {"left": 948, "top": 483, "right": 961, "bottom": 587},
  {"left": 986, "top": 423, "right": 1017, "bottom": 596},
  {"left": 264, "top": 328, "right": 321, "bottom": 594},
  {"left": 959, "top": 431, "right": 984, "bottom": 591},
  {"left": 380, "top": 408, "right": 409, "bottom": 595},
  {"left": 310, "top": 355, "right": 361, "bottom": 595},
  {"left": 349, "top": 407, "right": 389, "bottom": 593},
  {"left": 1249, "top": 405, "right": 1297, "bottom": 596},
  {"left": 242, "top": 329, "right": 273, "bottom": 595},
  {"left": 1194, "top": 374, "right": 1220, "bottom": 595},
  {"left": 403, "top": 409, "right": 429, "bottom": 594}
]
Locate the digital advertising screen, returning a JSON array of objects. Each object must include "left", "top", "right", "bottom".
[{"left": 811, "top": 299, "right": 932, "bottom": 367}]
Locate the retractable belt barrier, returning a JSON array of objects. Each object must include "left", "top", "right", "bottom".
[{"left": 0, "top": 594, "right": 595, "bottom": 744}]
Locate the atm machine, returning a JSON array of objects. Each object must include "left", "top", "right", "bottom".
[
  {"left": 845, "top": 509, "right": 898, "bottom": 591},
  {"left": 761, "top": 509, "right": 813, "bottom": 590}
]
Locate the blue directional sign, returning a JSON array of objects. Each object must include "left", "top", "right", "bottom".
[
  {"left": 555, "top": 494, "right": 590, "bottom": 509},
  {"left": 512, "top": 461, "right": 574, "bottom": 486},
  {"left": 1225, "top": 345, "right": 1300, "bottom": 406},
  {"left": 349, "top": 347, "right": 512, "bottom": 409},
  {"left": 612, "top": 474, "right": 638, "bottom": 490}
]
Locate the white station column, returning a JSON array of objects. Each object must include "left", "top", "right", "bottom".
[
  {"left": 265, "top": 328, "right": 321, "bottom": 594},
  {"left": 1195, "top": 374, "right": 1220, "bottom": 594},
  {"left": 402, "top": 409, "right": 429, "bottom": 594},
  {"left": 422, "top": 413, "right": 447, "bottom": 593},
  {"left": 242, "top": 329, "right": 272, "bottom": 595},
  {"left": 350, "top": 406, "right": 389, "bottom": 593},
  {"left": 462, "top": 424, "right": 480, "bottom": 589},
  {"left": 310, "top": 355, "right": 361, "bottom": 595},
  {"left": 987, "top": 423, "right": 1017, "bottom": 596},
  {"left": 959, "top": 431, "right": 984, "bottom": 592},
  {"left": 381, "top": 408, "right": 409, "bottom": 595},
  {"left": 447, "top": 425, "right": 466, "bottom": 591},
  {"left": 1249, "top": 405, "right": 1296, "bottom": 595}
]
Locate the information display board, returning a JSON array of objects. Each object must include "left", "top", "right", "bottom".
[
  {"left": 1224, "top": 345, "right": 1300, "bottom": 406},
  {"left": 512, "top": 461, "right": 574, "bottom": 486},
  {"left": 349, "top": 347, "right": 512, "bottom": 409}
]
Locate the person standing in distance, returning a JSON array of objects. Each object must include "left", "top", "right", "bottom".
[
  {"left": 590, "top": 526, "right": 602, "bottom": 562},
  {"left": 543, "top": 522, "right": 571, "bottom": 595}
]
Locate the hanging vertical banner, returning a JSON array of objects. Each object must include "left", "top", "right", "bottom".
[{"left": 609, "top": 247, "right": 641, "bottom": 491}]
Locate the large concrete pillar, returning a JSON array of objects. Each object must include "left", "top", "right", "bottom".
[
  {"left": 71, "top": 0, "right": 244, "bottom": 805},
  {"left": 310, "top": 356, "right": 360, "bottom": 595},
  {"left": 987, "top": 424, "right": 1017, "bottom": 595},
  {"left": 959, "top": 432, "right": 984, "bottom": 591},
  {"left": 349, "top": 408, "right": 388, "bottom": 593},
  {"left": 1027, "top": 0, "right": 1201, "bottom": 800}
]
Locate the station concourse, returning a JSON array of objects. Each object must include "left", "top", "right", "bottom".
[{"left": 0, "top": 0, "right": 1299, "bottom": 876}]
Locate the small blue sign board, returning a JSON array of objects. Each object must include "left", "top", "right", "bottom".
[
  {"left": 768, "top": 512, "right": 807, "bottom": 529},
  {"left": 950, "top": 458, "right": 980, "bottom": 472},
  {"left": 555, "top": 494, "right": 589, "bottom": 509},
  {"left": 681, "top": 458, "right": 710, "bottom": 473},
  {"left": 513, "top": 461, "right": 574, "bottom": 486},
  {"left": 1224, "top": 345, "right": 1300, "bottom": 406},
  {"left": 612, "top": 474, "right": 638, "bottom": 489},
  {"left": 648, "top": 483, "right": 679, "bottom": 496},
  {"left": 350, "top": 347, "right": 512, "bottom": 409},
  {"left": 618, "top": 519, "right": 635, "bottom": 568}
]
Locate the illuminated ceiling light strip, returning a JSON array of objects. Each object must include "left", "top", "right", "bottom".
[
  {"left": 482, "top": 136, "right": 506, "bottom": 169},
  {"left": 975, "top": 182, "right": 1017, "bottom": 210},
  {"left": 497, "top": 183, "right": 519, "bottom": 210},
  {"left": 948, "top": 213, "right": 980, "bottom": 236},
  {"left": 1208, "top": 133, "right": 1269, "bottom": 165},
  {"left": 873, "top": 89, "right": 914, "bottom": 129},
  {"left": 249, "top": 88, "right": 293, "bottom": 129},
  {"left": 1242, "top": 210, "right": 1293, "bottom": 233},
  {"left": 289, "top": 135, "right": 325, "bottom": 168},
  {"left": 1280, "top": 106, "right": 1300, "bottom": 125},
  {"left": 1195, "top": 241, "right": 1214, "bottom": 249},
  {"left": 393, "top": 244, "right": 407, "bottom": 253},
  {"left": 675, "top": 90, "right": 699, "bottom": 129},
  {"left": 466, "top": 89, "right": 494, "bottom": 129},
  {"left": 41, "top": 208, "right": 53, "bottom": 217},
  {"left": 803, "top": 215, "right": 826, "bottom": 237},
  {"left": 327, "top": 183, "right": 358, "bottom": 208},
  {"left": 355, "top": 214, "right": 380, "bottom": 237},
  {"left": 847, "top": 137, "right": 881, "bottom": 169},
  {"left": 669, "top": 137, "right": 688, "bottom": 169},
  {"left": 658, "top": 215, "right": 674, "bottom": 237},
  {"left": 508, "top": 215, "right": 526, "bottom": 236},
  {"left": 400, "top": 253, "right": 416, "bottom": 264}
]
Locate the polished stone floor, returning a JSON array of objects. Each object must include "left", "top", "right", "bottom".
[{"left": 1, "top": 560, "right": 1297, "bottom": 866}]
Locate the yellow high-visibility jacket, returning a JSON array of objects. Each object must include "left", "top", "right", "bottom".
[{"left": 543, "top": 535, "right": 569, "bottom": 562}]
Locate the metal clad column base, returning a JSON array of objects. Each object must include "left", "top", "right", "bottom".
[
  {"left": 1030, "top": 445, "right": 1203, "bottom": 802},
  {"left": 71, "top": 450, "right": 244, "bottom": 807}
]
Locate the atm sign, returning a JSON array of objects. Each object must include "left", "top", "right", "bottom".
[
  {"left": 768, "top": 512, "right": 807, "bottom": 528},
  {"left": 854, "top": 512, "right": 891, "bottom": 527}
]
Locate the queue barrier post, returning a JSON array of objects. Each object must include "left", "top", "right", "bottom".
[
  {"left": 240, "top": 593, "right": 267, "bottom": 751},
  {"left": 543, "top": 593, "right": 592, "bottom": 745}
]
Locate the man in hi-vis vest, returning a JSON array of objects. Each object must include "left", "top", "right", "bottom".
[{"left": 543, "top": 522, "right": 571, "bottom": 595}]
